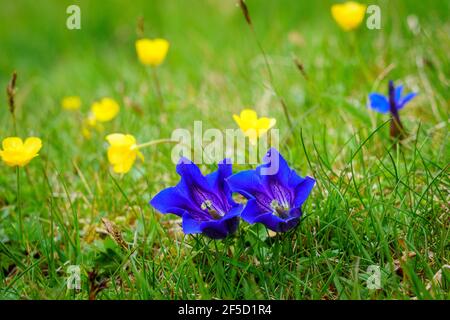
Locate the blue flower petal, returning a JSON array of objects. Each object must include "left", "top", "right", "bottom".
[
  {"left": 199, "top": 216, "right": 240, "bottom": 239},
  {"left": 287, "top": 169, "right": 305, "bottom": 188},
  {"left": 258, "top": 148, "right": 298, "bottom": 208},
  {"left": 252, "top": 213, "right": 300, "bottom": 232},
  {"left": 224, "top": 204, "right": 244, "bottom": 219},
  {"left": 288, "top": 207, "right": 303, "bottom": 219},
  {"left": 398, "top": 92, "right": 417, "bottom": 109},
  {"left": 205, "top": 158, "right": 234, "bottom": 204},
  {"left": 226, "top": 169, "right": 265, "bottom": 200},
  {"left": 182, "top": 212, "right": 203, "bottom": 234},
  {"left": 150, "top": 186, "right": 197, "bottom": 217},
  {"left": 395, "top": 85, "right": 403, "bottom": 104},
  {"left": 368, "top": 93, "right": 390, "bottom": 114},
  {"left": 182, "top": 202, "right": 242, "bottom": 238},
  {"left": 240, "top": 199, "right": 270, "bottom": 224},
  {"left": 293, "top": 176, "right": 316, "bottom": 207},
  {"left": 176, "top": 157, "right": 210, "bottom": 194},
  {"left": 258, "top": 148, "right": 290, "bottom": 187},
  {"left": 176, "top": 157, "right": 228, "bottom": 213}
]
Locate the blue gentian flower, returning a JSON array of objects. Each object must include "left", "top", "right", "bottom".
[
  {"left": 226, "top": 148, "right": 315, "bottom": 233},
  {"left": 150, "top": 158, "right": 242, "bottom": 239},
  {"left": 369, "top": 81, "right": 417, "bottom": 114}
]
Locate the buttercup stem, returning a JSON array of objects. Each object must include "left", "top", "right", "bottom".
[
  {"left": 16, "top": 167, "right": 24, "bottom": 244},
  {"left": 12, "top": 115, "right": 17, "bottom": 136},
  {"left": 135, "top": 138, "right": 178, "bottom": 150},
  {"left": 151, "top": 67, "right": 164, "bottom": 112}
]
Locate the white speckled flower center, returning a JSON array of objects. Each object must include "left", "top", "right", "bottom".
[
  {"left": 201, "top": 199, "right": 223, "bottom": 220},
  {"left": 270, "top": 199, "right": 290, "bottom": 218}
]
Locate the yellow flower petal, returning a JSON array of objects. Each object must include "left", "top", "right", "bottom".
[
  {"left": 0, "top": 136, "right": 42, "bottom": 167},
  {"left": 62, "top": 96, "right": 81, "bottom": 110},
  {"left": 239, "top": 109, "right": 258, "bottom": 121},
  {"left": 1, "top": 151, "right": 27, "bottom": 167},
  {"left": 234, "top": 109, "right": 257, "bottom": 132},
  {"left": 331, "top": 1, "right": 366, "bottom": 31},
  {"left": 112, "top": 156, "right": 135, "bottom": 174},
  {"left": 91, "top": 98, "right": 120, "bottom": 122},
  {"left": 233, "top": 109, "right": 276, "bottom": 143},
  {"left": 136, "top": 38, "right": 170, "bottom": 66},
  {"left": 256, "top": 117, "right": 276, "bottom": 133},
  {"left": 106, "top": 133, "right": 136, "bottom": 146},
  {"left": 106, "top": 133, "right": 139, "bottom": 174},
  {"left": 107, "top": 147, "right": 135, "bottom": 165},
  {"left": 24, "top": 137, "right": 42, "bottom": 156},
  {"left": 2, "top": 137, "right": 23, "bottom": 150}
]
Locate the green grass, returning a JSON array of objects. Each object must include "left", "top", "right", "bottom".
[{"left": 0, "top": 0, "right": 449, "bottom": 299}]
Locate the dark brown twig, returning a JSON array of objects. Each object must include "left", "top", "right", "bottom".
[
  {"left": 238, "top": 0, "right": 252, "bottom": 25},
  {"left": 6, "top": 71, "right": 17, "bottom": 116},
  {"left": 6, "top": 71, "right": 18, "bottom": 134},
  {"left": 136, "top": 16, "right": 145, "bottom": 37},
  {"left": 293, "top": 57, "right": 308, "bottom": 80}
]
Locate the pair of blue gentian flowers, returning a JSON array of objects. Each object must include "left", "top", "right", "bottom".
[
  {"left": 150, "top": 81, "right": 417, "bottom": 240},
  {"left": 150, "top": 148, "right": 316, "bottom": 239}
]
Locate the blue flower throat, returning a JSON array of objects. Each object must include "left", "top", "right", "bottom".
[
  {"left": 270, "top": 199, "right": 290, "bottom": 219},
  {"left": 201, "top": 199, "right": 224, "bottom": 220}
]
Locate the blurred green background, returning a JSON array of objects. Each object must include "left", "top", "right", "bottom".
[
  {"left": 0, "top": 0, "right": 448, "bottom": 143},
  {"left": 1, "top": 1, "right": 449, "bottom": 80},
  {"left": 0, "top": 0, "right": 449, "bottom": 300}
]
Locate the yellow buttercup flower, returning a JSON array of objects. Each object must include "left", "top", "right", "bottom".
[
  {"left": 233, "top": 109, "right": 276, "bottom": 145},
  {"left": 91, "top": 98, "right": 120, "bottom": 123},
  {"left": 331, "top": 1, "right": 366, "bottom": 31},
  {"left": 0, "top": 137, "right": 42, "bottom": 167},
  {"left": 62, "top": 96, "right": 81, "bottom": 111},
  {"left": 136, "top": 38, "right": 170, "bottom": 67},
  {"left": 106, "top": 133, "right": 144, "bottom": 174}
]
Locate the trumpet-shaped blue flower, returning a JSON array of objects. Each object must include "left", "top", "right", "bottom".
[
  {"left": 369, "top": 82, "right": 417, "bottom": 114},
  {"left": 226, "top": 148, "right": 315, "bottom": 233},
  {"left": 150, "top": 158, "right": 242, "bottom": 239}
]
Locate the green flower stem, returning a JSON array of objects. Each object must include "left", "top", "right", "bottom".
[
  {"left": 135, "top": 138, "right": 178, "bottom": 150},
  {"left": 16, "top": 166, "right": 24, "bottom": 245},
  {"left": 151, "top": 67, "right": 164, "bottom": 112},
  {"left": 12, "top": 115, "right": 17, "bottom": 136}
]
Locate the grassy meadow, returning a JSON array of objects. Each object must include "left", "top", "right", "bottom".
[{"left": 0, "top": 0, "right": 449, "bottom": 300}]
